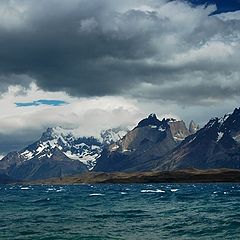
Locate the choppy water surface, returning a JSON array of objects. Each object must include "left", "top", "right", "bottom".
[{"left": 0, "top": 183, "right": 240, "bottom": 240}]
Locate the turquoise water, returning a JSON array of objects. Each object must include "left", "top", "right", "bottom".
[{"left": 0, "top": 183, "right": 240, "bottom": 240}]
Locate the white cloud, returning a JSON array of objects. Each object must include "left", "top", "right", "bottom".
[
  {"left": 216, "top": 10, "right": 240, "bottom": 21},
  {"left": 0, "top": 83, "right": 142, "bottom": 138}
]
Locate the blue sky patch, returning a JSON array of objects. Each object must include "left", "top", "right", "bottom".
[{"left": 15, "top": 99, "right": 68, "bottom": 107}]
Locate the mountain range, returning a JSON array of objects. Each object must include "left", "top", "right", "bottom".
[
  {"left": 1, "top": 107, "right": 240, "bottom": 181},
  {"left": 0, "top": 127, "right": 127, "bottom": 180},
  {"left": 96, "top": 108, "right": 240, "bottom": 172}
]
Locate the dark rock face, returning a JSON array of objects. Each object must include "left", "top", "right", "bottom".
[
  {"left": 94, "top": 114, "right": 191, "bottom": 172},
  {"left": 137, "top": 113, "right": 166, "bottom": 128},
  {"left": 156, "top": 108, "right": 240, "bottom": 171}
]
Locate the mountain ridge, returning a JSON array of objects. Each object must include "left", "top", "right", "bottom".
[
  {"left": 1, "top": 107, "right": 240, "bottom": 181},
  {"left": 0, "top": 126, "right": 128, "bottom": 180},
  {"left": 155, "top": 108, "right": 240, "bottom": 171},
  {"left": 94, "top": 114, "right": 195, "bottom": 172}
]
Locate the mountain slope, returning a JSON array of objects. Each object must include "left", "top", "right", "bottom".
[
  {"left": 0, "top": 148, "right": 88, "bottom": 180},
  {"left": 156, "top": 108, "right": 240, "bottom": 170}
]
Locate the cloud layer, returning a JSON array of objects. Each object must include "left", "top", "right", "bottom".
[
  {"left": 0, "top": 84, "right": 142, "bottom": 154},
  {"left": 0, "top": 0, "right": 240, "bottom": 155},
  {"left": 0, "top": 0, "right": 239, "bottom": 105}
]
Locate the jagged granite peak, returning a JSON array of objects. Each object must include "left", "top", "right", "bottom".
[
  {"left": 120, "top": 115, "right": 182, "bottom": 153},
  {"left": 94, "top": 114, "right": 191, "bottom": 172},
  {"left": 189, "top": 120, "right": 200, "bottom": 134},
  {"left": 136, "top": 114, "right": 189, "bottom": 142},
  {"left": 168, "top": 120, "right": 191, "bottom": 143},
  {"left": 137, "top": 113, "right": 169, "bottom": 129}
]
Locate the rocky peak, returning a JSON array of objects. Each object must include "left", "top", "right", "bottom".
[
  {"left": 40, "top": 127, "right": 55, "bottom": 141},
  {"left": 149, "top": 113, "right": 157, "bottom": 118},
  {"left": 189, "top": 120, "right": 200, "bottom": 134},
  {"left": 135, "top": 114, "right": 192, "bottom": 143},
  {"left": 220, "top": 108, "right": 240, "bottom": 133},
  {"left": 169, "top": 120, "right": 191, "bottom": 142},
  {"left": 137, "top": 113, "right": 169, "bottom": 129}
]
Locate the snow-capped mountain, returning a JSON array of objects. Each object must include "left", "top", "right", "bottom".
[
  {"left": 20, "top": 127, "right": 102, "bottom": 170},
  {"left": 0, "top": 126, "right": 129, "bottom": 180},
  {"left": 15, "top": 126, "right": 129, "bottom": 171}
]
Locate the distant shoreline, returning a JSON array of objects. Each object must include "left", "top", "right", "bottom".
[{"left": 16, "top": 169, "right": 240, "bottom": 185}]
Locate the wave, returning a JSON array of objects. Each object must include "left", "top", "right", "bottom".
[
  {"left": 89, "top": 193, "right": 105, "bottom": 196},
  {"left": 170, "top": 189, "right": 179, "bottom": 192},
  {"left": 20, "top": 187, "right": 31, "bottom": 190},
  {"left": 141, "top": 189, "right": 165, "bottom": 193}
]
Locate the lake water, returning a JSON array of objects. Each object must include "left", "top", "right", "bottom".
[{"left": 0, "top": 183, "right": 240, "bottom": 239}]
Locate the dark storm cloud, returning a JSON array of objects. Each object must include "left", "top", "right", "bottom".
[{"left": 0, "top": 0, "right": 239, "bottom": 105}]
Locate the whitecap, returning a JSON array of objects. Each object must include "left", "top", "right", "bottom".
[
  {"left": 156, "top": 189, "right": 165, "bottom": 193},
  {"left": 20, "top": 187, "right": 30, "bottom": 190},
  {"left": 170, "top": 189, "right": 178, "bottom": 192},
  {"left": 56, "top": 188, "right": 65, "bottom": 192},
  {"left": 141, "top": 189, "right": 165, "bottom": 193},
  {"left": 89, "top": 193, "right": 105, "bottom": 196},
  {"left": 120, "top": 192, "right": 127, "bottom": 195}
]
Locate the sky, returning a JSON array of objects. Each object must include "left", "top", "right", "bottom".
[{"left": 0, "top": 0, "right": 240, "bottom": 155}]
